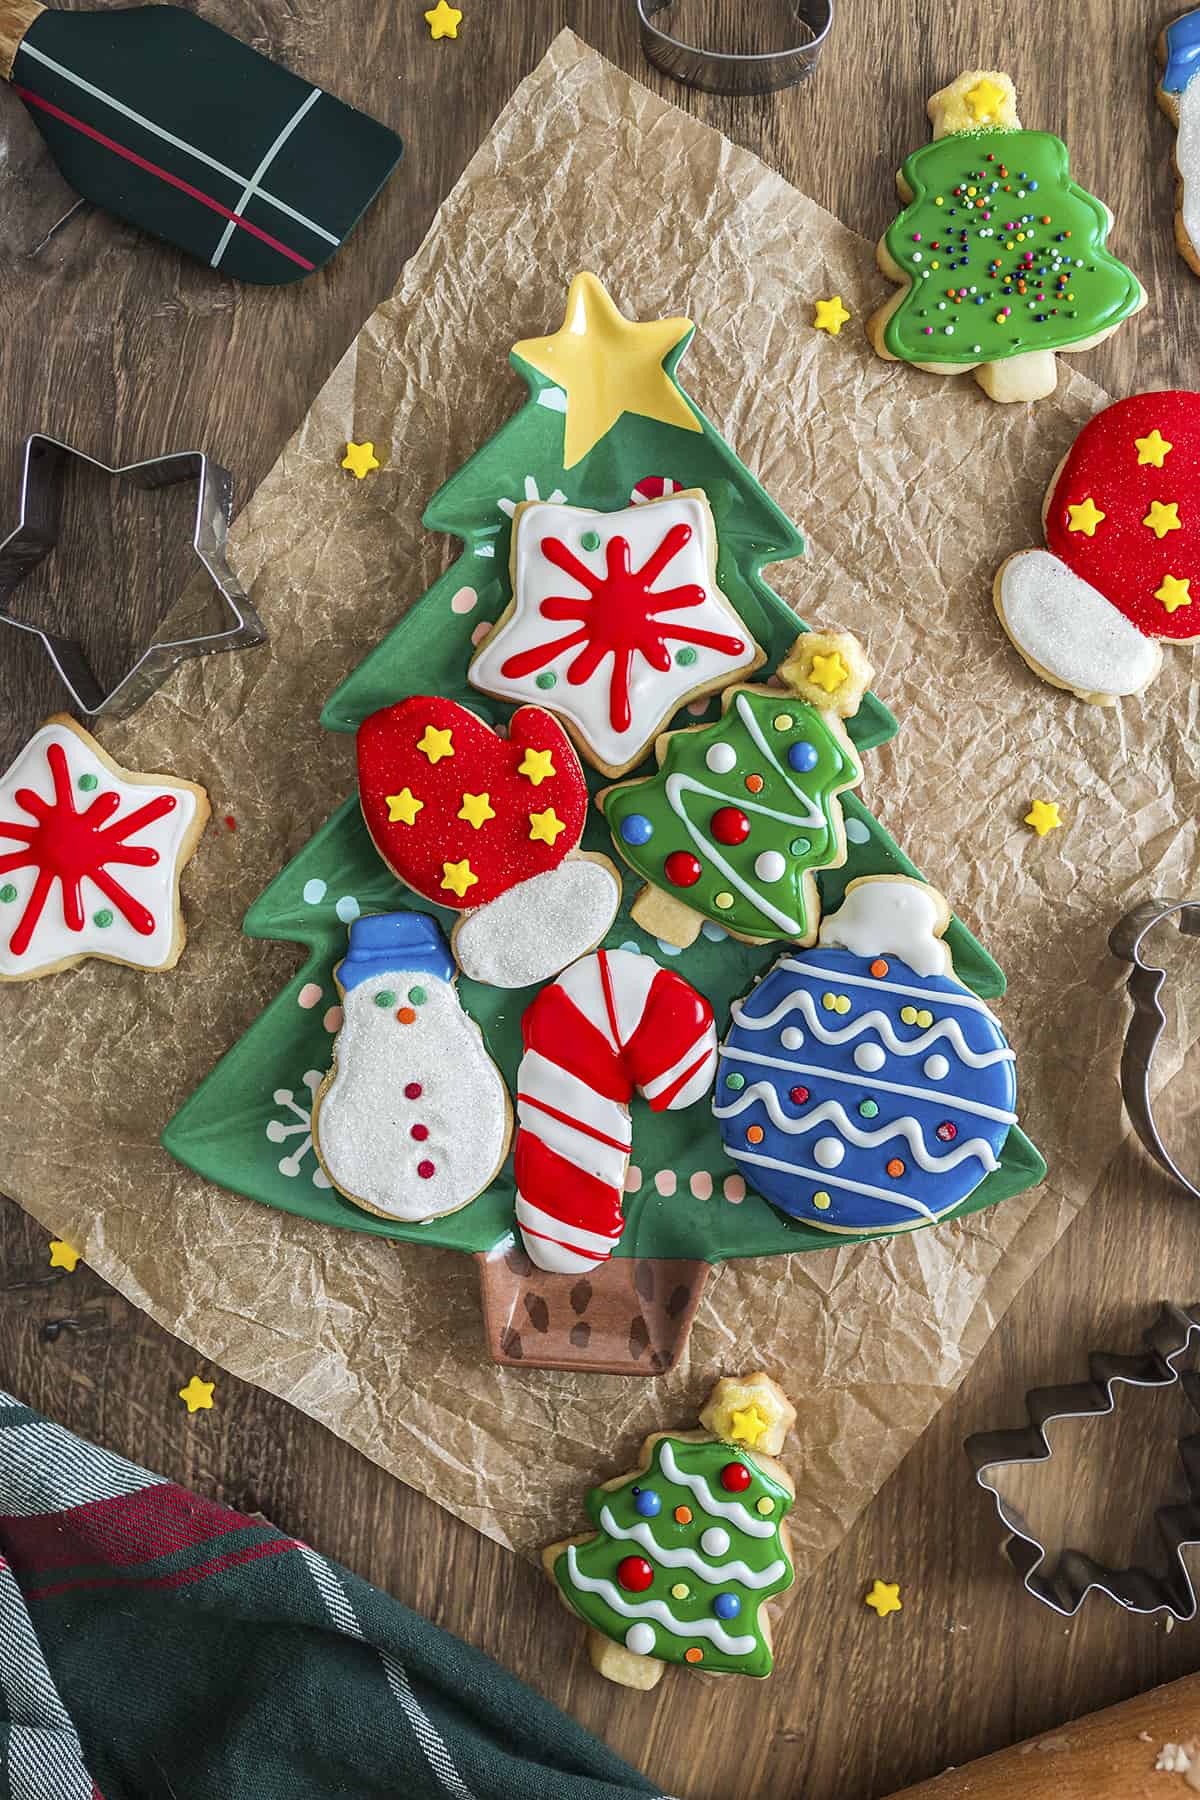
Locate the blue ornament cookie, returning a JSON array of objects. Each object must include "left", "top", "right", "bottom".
[{"left": 713, "top": 877, "right": 1017, "bottom": 1235}]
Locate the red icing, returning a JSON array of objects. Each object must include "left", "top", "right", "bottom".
[
  {"left": 417, "top": 1160, "right": 435, "bottom": 1179},
  {"left": 664, "top": 850, "right": 702, "bottom": 887},
  {"left": 498, "top": 524, "right": 746, "bottom": 735},
  {"left": 1045, "top": 391, "right": 1200, "bottom": 641},
  {"left": 0, "top": 738, "right": 175, "bottom": 958},
  {"left": 710, "top": 806, "right": 750, "bottom": 845},
  {"left": 720, "top": 1461, "right": 752, "bottom": 1492},
  {"left": 357, "top": 698, "right": 588, "bottom": 910},
  {"left": 404, "top": 1081, "right": 422, "bottom": 1099},
  {"left": 789, "top": 1086, "right": 810, "bottom": 1104},
  {"left": 617, "top": 1555, "right": 655, "bottom": 1592}
]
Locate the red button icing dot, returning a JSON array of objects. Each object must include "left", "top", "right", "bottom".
[
  {"left": 417, "top": 1159, "right": 436, "bottom": 1179},
  {"left": 617, "top": 1555, "right": 655, "bottom": 1592},
  {"left": 411, "top": 1124, "right": 429, "bottom": 1141},
  {"left": 404, "top": 1082, "right": 423, "bottom": 1099},
  {"left": 710, "top": 806, "right": 751, "bottom": 845},
  {"left": 664, "top": 850, "right": 702, "bottom": 888},
  {"left": 789, "top": 1086, "right": 810, "bottom": 1105},
  {"left": 936, "top": 1122, "right": 957, "bottom": 1142},
  {"left": 720, "top": 1461, "right": 752, "bottom": 1492}
]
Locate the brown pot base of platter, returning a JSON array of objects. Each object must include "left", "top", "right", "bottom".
[{"left": 475, "top": 1246, "right": 711, "bottom": 1375}]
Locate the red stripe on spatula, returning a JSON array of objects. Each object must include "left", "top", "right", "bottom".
[{"left": 14, "top": 85, "right": 316, "bottom": 270}]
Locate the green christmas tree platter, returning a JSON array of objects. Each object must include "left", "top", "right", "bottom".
[
  {"left": 163, "top": 273, "right": 1046, "bottom": 1377},
  {"left": 868, "top": 69, "right": 1145, "bottom": 403}
]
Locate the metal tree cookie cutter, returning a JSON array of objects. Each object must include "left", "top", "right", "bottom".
[
  {"left": 1109, "top": 897, "right": 1200, "bottom": 1202},
  {"left": 635, "top": 0, "right": 833, "bottom": 95},
  {"left": 966, "top": 1303, "right": 1200, "bottom": 1617},
  {"left": 0, "top": 434, "right": 266, "bottom": 719}
]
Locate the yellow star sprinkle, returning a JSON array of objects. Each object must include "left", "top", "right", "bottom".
[
  {"left": 1024, "top": 799, "right": 1062, "bottom": 837},
  {"left": 965, "top": 77, "right": 1007, "bottom": 121},
  {"left": 517, "top": 747, "right": 556, "bottom": 786},
  {"left": 457, "top": 791, "right": 495, "bottom": 829},
  {"left": 1135, "top": 430, "right": 1172, "bottom": 468},
  {"left": 729, "top": 1404, "right": 768, "bottom": 1448},
  {"left": 440, "top": 859, "right": 478, "bottom": 898},
  {"left": 809, "top": 651, "right": 849, "bottom": 693},
  {"left": 424, "top": 0, "right": 461, "bottom": 37},
  {"left": 48, "top": 1240, "right": 80, "bottom": 1272},
  {"left": 1156, "top": 574, "right": 1192, "bottom": 613},
  {"left": 179, "top": 1377, "right": 215, "bottom": 1414},
  {"left": 813, "top": 296, "right": 851, "bottom": 336},
  {"left": 528, "top": 806, "right": 566, "bottom": 846},
  {"left": 340, "top": 441, "right": 380, "bottom": 480},
  {"left": 385, "top": 788, "right": 423, "bottom": 826},
  {"left": 417, "top": 725, "right": 454, "bottom": 764},
  {"left": 1143, "top": 500, "right": 1182, "bottom": 539},
  {"left": 865, "top": 1580, "right": 902, "bottom": 1618},
  {"left": 1066, "top": 498, "right": 1106, "bottom": 536},
  {"left": 512, "top": 273, "right": 700, "bottom": 470}
]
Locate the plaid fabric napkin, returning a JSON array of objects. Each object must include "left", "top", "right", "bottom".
[{"left": 0, "top": 1391, "right": 676, "bottom": 1800}]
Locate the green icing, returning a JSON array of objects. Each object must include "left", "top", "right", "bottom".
[
  {"left": 603, "top": 691, "right": 859, "bottom": 943},
  {"left": 882, "top": 129, "right": 1142, "bottom": 365},
  {"left": 553, "top": 1436, "right": 794, "bottom": 1678}
]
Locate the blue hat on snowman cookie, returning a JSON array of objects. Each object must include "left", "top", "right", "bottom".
[{"left": 336, "top": 911, "right": 456, "bottom": 992}]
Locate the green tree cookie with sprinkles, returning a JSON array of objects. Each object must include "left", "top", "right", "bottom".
[
  {"left": 544, "top": 1372, "right": 797, "bottom": 1689},
  {"left": 869, "top": 70, "right": 1145, "bottom": 403},
  {"left": 599, "top": 630, "right": 871, "bottom": 948}
]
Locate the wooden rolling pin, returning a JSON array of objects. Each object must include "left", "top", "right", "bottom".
[{"left": 884, "top": 1671, "right": 1200, "bottom": 1799}]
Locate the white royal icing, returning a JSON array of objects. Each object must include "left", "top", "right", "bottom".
[
  {"left": 597, "top": 1508, "right": 788, "bottom": 1588},
  {"left": 470, "top": 496, "right": 759, "bottom": 769},
  {"left": 0, "top": 720, "right": 200, "bottom": 978},
  {"left": 817, "top": 878, "right": 951, "bottom": 979},
  {"left": 657, "top": 1440, "right": 777, "bottom": 1537},
  {"left": 998, "top": 551, "right": 1162, "bottom": 699},
  {"left": 1179, "top": 77, "right": 1200, "bottom": 264},
  {"left": 453, "top": 858, "right": 620, "bottom": 988},
  {"left": 720, "top": 1045, "right": 1019, "bottom": 1127},
  {"left": 714, "top": 1083, "right": 1002, "bottom": 1174},
  {"left": 731, "top": 985, "right": 1014, "bottom": 1068},
  {"left": 315, "top": 972, "right": 509, "bottom": 1221},
  {"left": 562, "top": 1546, "right": 756, "bottom": 1656}
]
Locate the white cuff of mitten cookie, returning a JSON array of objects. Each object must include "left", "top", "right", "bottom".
[
  {"left": 453, "top": 858, "right": 621, "bottom": 988},
  {"left": 997, "top": 550, "right": 1163, "bottom": 700}
]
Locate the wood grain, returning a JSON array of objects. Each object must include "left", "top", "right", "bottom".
[{"left": 2, "top": 3, "right": 1198, "bottom": 1797}]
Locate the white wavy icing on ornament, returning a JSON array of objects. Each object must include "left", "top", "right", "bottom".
[
  {"left": 714, "top": 1083, "right": 1002, "bottom": 1173},
  {"left": 657, "top": 1440, "right": 777, "bottom": 1537},
  {"left": 999, "top": 550, "right": 1161, "bottom": 698},
  {"left": 596, "top": 1507, "right": 789, "bottom": 1587},
  {"left": 777, "top": 959, "right": 1001, "bottom": 1018},
  {"left": 817, "top": 878, "right": 950, "bottom": 978},
  {"left": 729, "top": 1144, "right": 938, "bottom": 1220},
  {"left": 720, "top": 1045, "right": 1018, "bottom": 1126},
  {"left": 729, "top": 986, "right": 1015, "bottom": 1068},
  {"left": 562, "top": 1547, "right": 756, "bottom": 1655},
  {"left": 453, "top": 859, "right": 620, "bottom": 988},
  {"left": 1179, "top": 78, "right": 1200, "bottom": 269}
]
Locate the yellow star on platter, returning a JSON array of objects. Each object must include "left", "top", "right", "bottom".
[
  {"left": 1024, "top": 799, "right": 1062, "bottom": 837},
  {"left": 48, "top": 1240, "right": 80, "bottom": 1272},
  {"left": 517, "top": 747, "right": 556, "bottom": 786},
  {"left": 424, "top": 0, "right": 461, "bottom": 37},
  {"left": 813, "top": 295, "right": 851, "bottom": 335},
  {"left": 179, "top": 1377, "right": 215, "bottom": 1414},
  {"left": 341, "top": 441, "right": 380, "bottom": 480},
  {"left": 1135, "top": 430, "right": 1172, "bottom": 468},
  {"left": 1143, "top": 500, "right": 1182, "bottom": 539},
  {"left": 440, "top": 859, "right": 478, "bottom": 898},
  {"left": 729, "top": 1404, "right": 769, "bottom": 1448},
  {"left": 1066, "top": 497, "right": 1106, "bottom": 536},
  {"left": 386, "top": 787, "right": 423, "bottom": 825},
  {"left": 1156, "top": 574, "right": 1192, "bottom": 613},
  {"left": 810, "top": 651, "right": 849, "bottom": 693},
  {"left": 512, "top": 272, "right": 701, "bottom": 470},
  {"left": 965, "top": 77, "right": 1007, "bottom": 121},
  {"left": 417, "top": 725, "right": 455, "bottom": 764},
  {"left": 865, "top": 1580, "right": 902, "bottom": 1618},
  {"left": 528, "top": 806, "right": 566, "bottom": 845},
  {"left": 457, "top": 791, "right": 495, "bottom": 829}
]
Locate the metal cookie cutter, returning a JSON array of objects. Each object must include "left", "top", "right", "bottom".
[
  {"left": 0, "top": 434, "right": 266, "bottom": 719},
  {"left": 1109, "top": 898, "right": 1200, "bottom": 1202},
  {"left": 635, "top": 0, "right": 833, "bottom": 95},
  {"left": 966, "top": 1303, "right": 1200, "bottom": 1617}
]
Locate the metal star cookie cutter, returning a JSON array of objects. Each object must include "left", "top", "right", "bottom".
[
  {"left": 635, "top": 0, "right": 833, "bottom": 95},
  {"left": 1109, "top": 898, "right": 1200, "bottom": 1202},
  {"left": 0, "top": 434, "right": 266, "bottom": 719},
  {"left": 966, "top": 1302, "right": 1200, "bottom": 1617}
]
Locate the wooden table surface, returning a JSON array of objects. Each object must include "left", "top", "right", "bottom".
[{"left": 3, "top": 3, "right": 1200, "bottom": 1796}]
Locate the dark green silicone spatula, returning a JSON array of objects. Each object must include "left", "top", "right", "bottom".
[{"left": 0, "top": 0, "right": 402, "bottom": 283}]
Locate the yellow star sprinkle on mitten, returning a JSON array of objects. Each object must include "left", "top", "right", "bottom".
[
  {"left": 865, "top": 1580, "right": 902, "bottom": 1618},
  {"left": 1135, "top": 430, "right": 1172, "bottom": 468},
  {"left": 48, "top": 1240, "right": 80, "bottom": 1272},
  {"left": 457, "top": 792, "right": 496, "bottom": 829},
  {"left": 518, "top": 748, "right": 556, "bottom": 786},
  {"left": 1156, "top": 575, "right": 1192, "bottom": 613},
  {"left": 1024, "top": 799, "right": 1062, "bottom": 837},
  {"left": 1066, "top": 498, "right": 1105, "bottom": 536},
  {"left": 417, "top": 725, "right": 455, "bottom": 764},
  {"left": 341, "top": 441, "right": 380, "bottom": 480},
  {"left": 813, "top": 296, "right": 851, "bottom": 336},
  {"left": 528, "top": 807, "right": 566, "bottom": 845},
  {"left": 179, "top": 1377, "right": 215, "bottom": 1414},
  {"left": 1143, "top": 500, "right": 1181, "bottom": 539},
  {"left": 440, "top": 859, "right": 478, "bottom": 898},
  {"left": 424, "top": 1, "right": 462, "bottom": 38},
  {"left": 385, "top": 788, "right": 423, "bottom": 825}
]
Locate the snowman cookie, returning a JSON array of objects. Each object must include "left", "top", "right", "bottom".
[
  {"left": 312, "top": 912, "right": 511, "bottom": 1222},
  {"left": 714, "top": 877, "right": 1018, "bottom": 1236},
  {"left": 357, "top": 696, "right": 621, "bottom": 989},
  {"left": 1157, "top": 10, "right": 1200, "bottom": 277},
  {"left": 468, "top": 489, "right": 764, "bottom": 776}
]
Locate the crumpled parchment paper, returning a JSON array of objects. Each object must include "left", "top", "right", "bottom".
[{"left": 2, "top": 30, "right": 1196, "bottom": 1571}]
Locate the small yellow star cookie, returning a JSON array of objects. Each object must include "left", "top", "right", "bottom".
[
  {"left": 341, "top": 441, "right": 380, "bottom": 480},
  {"left": 424, "top": 1, "right": 462, "bottom": 38},
  {"left": 813, "top": 296, "right": 851, "bottom": 336},
  {"left": 1024, "top": 799, "right": 1062, "bottom": 837},
  {"left": 865, "top": 1580, "right": 902, "bottom": 1618},
  {"left": 179, "top": 1376, "right": 215, "bottom": 1414},
  {"left": 48, "top": 1240, "right": 81, "bottom": 1272}
]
